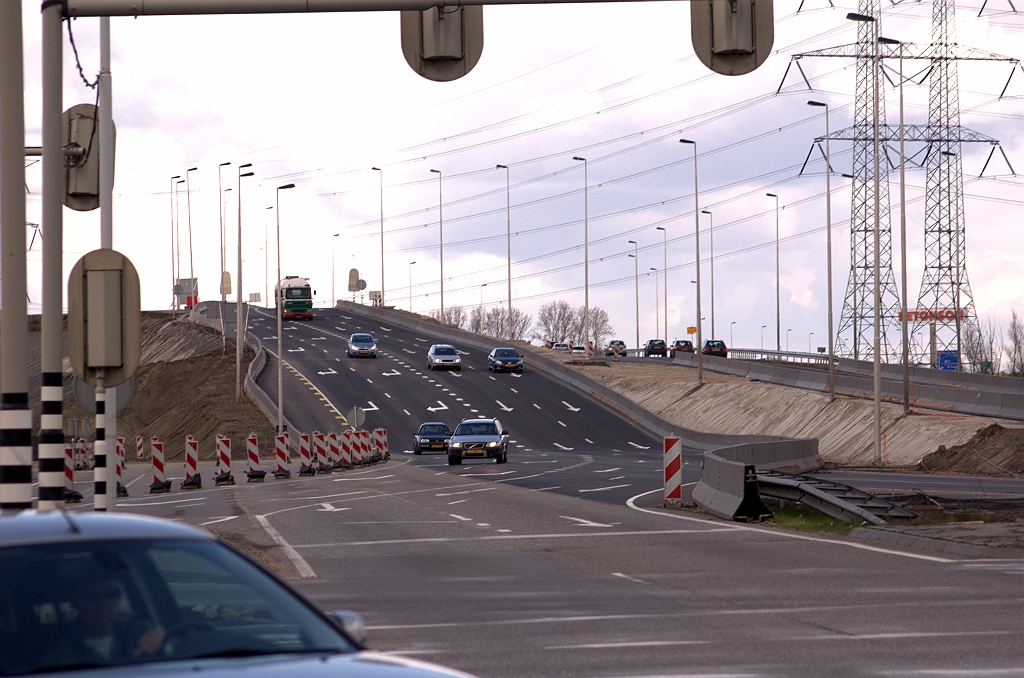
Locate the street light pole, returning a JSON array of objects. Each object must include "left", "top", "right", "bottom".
[
  {"left": 680, "top": 139, "right": 703, "bottom": 386},
  {"left": 809, "top": 331, "right": 815, "bottom": 354},
  {"left": 787, "top": 328, "right": 792, "bottom": 352},
  {"left": 169, "top": 175, "right": 180, "bottom": 309},
  {"left": 185, "top": 167, "right": 198, "bottom": 294},
  {"left": 628, "top": 240, "right": 639, "bottom": 350},
  {"left": 430, "top": 169, "right": 444, "bottom": 321},
  {"left": 409, "top": 261, "right": 416, "bottom": 312},
  {"left": 174, "top": 179, "right": 185, "bottom": 308},
  {"left": 808, "top": 100, "right": 836, "bottom": 403},
  {"left": 265, "top": 207, "right": 272, "bottom": 307},
  {"left": 656, "top": 226, "right": 667, "bottom": 341},
  {"left": 235, "top": 164, "right": 253, "bottom": 403},
  {"left": 766, "top": 192, "right": 781, "bottom": 352},
  {"left": 275, "top": 184, "right": 296, "bottom": 434},
  {"left": 730, "top": 321, "right": 736, "bottom": 348},
  {"left": 496, "top": 164, "right": 513, "bottom": 340},
  {"left": 572, "top": 157, "right": 590, "bottom": 355},
  {"left": 701, "top": 209, "right": 715, "bottom": 339},
  {"left": 218, "top": 162, "right": 231, "bottom": 313},
  {"left": 650, "top": 268, "right": 659, "bottom": 340},
  {"left": 372, "top": 167, "right": 384, "bottom": 307},
  {"left": 761, "top": 325, "right": 767, "bottom": 351},
  {"left": 331, "top": 233, "right": 341, "bottom": 308}
]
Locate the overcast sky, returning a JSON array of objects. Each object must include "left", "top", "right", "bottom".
[{"left": 19, "top": 0, "right": 1023, "bottom": 353}]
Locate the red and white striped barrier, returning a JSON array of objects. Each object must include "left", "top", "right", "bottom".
[
  {"left": 114, "top": 438, "right": 125, "bottom": 495},
  {"left": 216, "top": 435, "right": 232, "bottom": 476},
  {"left": 360, "top": 430, "right": 372, "bottom": 463},
  {"left": 328, "top": 432, "right": 341, "bottom": 467},
  {"left": 116, "top": 437, "right": 125, "bottom": 467},
  {"left": 150, "top": 437, "right": 170, "bottom": 493},
  {"left": 247, "top": 435, "right": 261, "bottom": 473},
  {"left": 64, "top": 445, "right": 74, "bottom": 492},
  {"left": 663, "top": 436, "right": 682, "bottom": 507},
  {"left": 76, "top": 437, "right": 88, "bottom": 470},
  {"left": 340, "top": 431, "right": 353, "bottom": 466},
  {"left": 136, "top": 434, "right": 144, "bottom": 460},
  {"left": 314, "top": 431, "right": 331, "bottom": 471},
  {"left": 373, "top": 428, "right": 388, "bottom": 456},
  {"left": 299, "top": 433, "right": 312, "bottom": 469},
  {"left": 276, "top": 435, "right": 289, "bottom": 473},
  {"left": 185, "top": 436, "right": 199, "bottom": 480}
]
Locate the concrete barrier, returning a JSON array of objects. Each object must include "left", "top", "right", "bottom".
[{"left": 691, "top": 452, "right": 772, "bottom": 522}]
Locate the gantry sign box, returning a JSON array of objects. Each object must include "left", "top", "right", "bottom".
[{"left": 67, "top": 249, "right": 142, "bottom": 389}]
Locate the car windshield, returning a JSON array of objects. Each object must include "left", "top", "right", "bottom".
[
  {"left": 0, "top": 538, "right": 354, "bottom": 675},
  {"left": 649, "top": 340, "right": 665, "bottom": 347},
  {"left": 283, "top": 287, "right": 311, "bottom": 300},
  {"left": 419, "top": 424, "right": 450, "bottom": 435},
  {"left": 494, "top": 349, "right": 519, "bottom": 358},
  {"left": 453, "top": 422, "right": 498, "bottom": 437},
  {"left": 433, "top": 346, "right": 456, "bottom": 356},
  {"left": 351, "top": 335, "right": 373, "bottom": 343}
]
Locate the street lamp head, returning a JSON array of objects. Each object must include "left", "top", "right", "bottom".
[
  {"left": 187, "top": 167, "right": 198, "bottom": 172},
  {"left": 766, "top": 192, "right": 778, "bottom": 198},
  {"left": 171, "top": 175, "right": 180, "bottom": 180},
  {"left": 410, "top": 261, "right": 416, "bottom": 265},
  {"left": 700, "top": 209, "right": 711, "bottom": 215},
  {"left": 176, "top": 180, "right": 185, "bottom": 185},
  {"left": 650, "top": 267, "right": 657, "bottom": 272},
  {"left": 278, "top": 184, "right": 295, "bottom": 191},
  {"left": 628, "top": 254, "right": 635, "bottom": 258},
  {"left": 496, "top": 164, "right": 508, "bottom": 169},
  {"left": 219, "top": 162, "right": 231, "bottom": 167},
  {"left": 679, "top": 139, "right": 694, "bottom": 145},
  {"left": 240, "top": 172, "right": 254, "bottom": 178},
  {"left": 656, "top": 226, "right": 665, "bottom": 232},
  {"left": 239, "top": 163, "right": 252, "bottom": 170},
  {"left": 372, "top": 167, "right": 381, "bottom": 171},
  {"left": 842, "top": 173, "right": 856, "bottom": 178},
  {"left": 807, "top": 100, "right": 827, "bottom": 108},
  {"left": 878, "top": 36, "right": 900, "bottom": 45},
  {"left": 628, "top": 240, "right": 637, "bottom": 244},
  {"left": 846, "top": 12, "right": 875, "bottom": 21},
  {"left": 333, "top": 233, "right": 340, "bottom": 237},
  {"left": 430, "top": 169, "right": 440, "bottom": 175},
  {"left": 572, "top": 156, "right": 586, "bottom": 162},
  {"left": 941, "top": 150, "right": 957, "bottom": 157}
]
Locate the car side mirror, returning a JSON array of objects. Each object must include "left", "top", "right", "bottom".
[
  {"left": 327, "top": 610, "right": 366, "bottom": 645},
  {"left": 501, "top": 430, "right": 509, "bottom": 436}
]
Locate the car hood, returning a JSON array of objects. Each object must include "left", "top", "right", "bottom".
[
  {"left": 418, "top": 433, "right": 451, "bottom": 440},
  {"left": 450, "top": 435, "right": 501, "bottom": 444},
  {"left": 350, "top": 342, "right": 375, "bottom": 347},
  {"left": 51, "top": 651, "right": 475, "bottom": 678}
]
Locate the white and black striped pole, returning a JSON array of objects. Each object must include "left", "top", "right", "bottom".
[
  {"left": 0, "top": 0, "right": 33, "bottom": 513},
  {"left": 94, "top": 373, "right": 109, "bottom": 511}
]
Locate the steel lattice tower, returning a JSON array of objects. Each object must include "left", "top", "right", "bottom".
[
  {"left": 833, "top": 0, "right": 904, "bottom": 362},
  {"left": 910, "top": 0, "right": 976, "bottom": 365}
]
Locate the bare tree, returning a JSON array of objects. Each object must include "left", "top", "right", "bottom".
[
  {"left": 430, "top": 305, "right": 467, "bottom": 329},
  {"left": 483, "top": 307, "right": 505, "bottom": 337},
  {"left": 509, "top": 307, "right": 532, "bottom": 342},
  {"left": 1006, "top": 310, "right": 1024, "bottom": 376},
  {"left": 534, "top": 300, "right": 576, "bottom": 343},
  {"left": 589, "top": 306, "right": 615, "bottom": 347},
  {"left": 468, "top": 306, "right": 485, "bottom": 334},
  {"left": 963, "top": 318, "right": 1001, "bottom": 374}
]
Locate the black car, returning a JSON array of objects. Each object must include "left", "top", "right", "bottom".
[
  {"left": 643, "top": 339, "right": 667, "bottom": 357},
  {"left": 669, "top": 339, "right": 694, "bottom": 358},
  {"left": 447, "top": 418, "right": 508, "bottom": 465},
  {"left": 414, "top": 422, "right": 452, "bottom": 454},
  {"left": 702, "top": 339, "right": 728, "bottom": 358},
  {"left": 487, "top": 348, "right": 524, "bottom": 373}
]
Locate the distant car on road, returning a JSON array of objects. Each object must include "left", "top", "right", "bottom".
[
  {"left": 447, "top": 418, "right": 508, "bottom": 465},
  {"left": 487, "top": 348, "right": 524, "bottom": 373},
  {"left": 669, "top": 340, "right": 694, "bottom": 358},
  {"left": 571, "top": 345, "right": 586, "bottom": 354},
  {"left": 0, "top": 512, "right": 472, "bottom": 678},
  {"left": 643, "top": 339, "right": 667, "bottom": 357},
  {"left": 414, "top": 422, "right": 452, "bottom": 454},
  {"left": 426, "top": 344, "right": 462, "bottom": 371},
  {"left": 604, "top": 340, "right": 626, "bottom": 356},
  {"left": 702, "top": 339, "right": 728, "bottom": 358},
  {"left": 551, "top": 342, "right": 569, "bottom": 351},
  {"left": 346, "top": 333, "right": 377, "bottom": 358}
]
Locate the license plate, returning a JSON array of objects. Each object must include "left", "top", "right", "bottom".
[
  {"left": 432, "top": 444, "right": 443, "bottom": 449},
  {"left": 359, "top": 350, "right": 368, "bottom": 354},
  {"left": 466, "top": 450, "right": 483, "bottom": 456}
]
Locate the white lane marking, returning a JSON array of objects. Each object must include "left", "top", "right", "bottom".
[
  {"left": 263, "top": 335, "right": 277, "bottom": 340},
  {"left": 595, "top": 468, "right": 621, "bottom": 473},
  {"left": 366, "top": 379, "right": 374, "bottom": 384},
  {"left": 547, "top": 640, "right": 709, "bottom": 650},
  {"left": 510, "top": 388, "right": 519, "bottom": 393},
  {"left": 287, "top": 347, "right": 305, "bottom": 353},
  {"left": 584, "top": 438, "right": 594, "bottom": 444},
  {"left": 332, "top": 475, "right": 395, "bottom": 482},
  {"left": 449, "top": 514, "right": 473, "bottom": 522},
  {"left": 560, "top": 516, "right": 616, "bottom": 528},
  {"left": 458, "top": 471, "right": 515, "bottom": 477},
  {"left": 385, "top": 393, "right": 392, "bottom": 399},
  {"left": 428, "top": 401, "right": 449, "bottom": 412},
  {"left": 497, "top": 529, "right": 512, "bottom": 533},
  {"left": 310, "top": 336, "right": 326, "bottom": 341},
  {"left": 293, "top": 528, "right": 734, "bottom": 549},
  {"left": 382, "top": 369, "right": 401, "bottom": 376},
  {"left": 470, "top": 409, "right": 479, "bottom": 413},
  {"left": 447, "top": 499, "right": 466, "bottom": 505},
  {"left": 403, "top": 409, "right": 411, "bottom": 416},
  {"left": 416, "top": 337, "right": 431, "bottom": 342},
  {"left": 436, "top": 487, "right": 497, "bottom": 497},
  {"left": 403, "top": 349, "right": 416, "bottom": 354},
  {"left": 476, "top": 523, "right": 490, "bottom": 527},
  {"left": 511, "top": 373, "right": 521, "bottom": 378},
  {"left": 116, "top": 497, "right": 205, "bottom": 507},
  {"left": 255, "top": 515, "right": 316, "bottom": 578},
  {"left": 456, "top": 349, "right": 470, "bottom": 355},
  {"left": 350, "top": 367, "right": 356, "bottom": 372},
  {"left": 198, "top": 516, "right": 239, "bottom": 526},
  {"left": 608, "top": 476, "right": 626, "bottom": 480},
  {"left": 558, "top": 421, "right": 566, "bottom": 427},
  {"left": 317, "top": 368, "right": 338, "bottom": 375},
  {"left": 316, "top": 503, "right": 352, "bottom": 512},
  {"left": 561, "top": 401, "right": 581, "bottom": 412},
  {"left": 628, "top": 442, "right": 651, "bottom": 449},
  {"left": 624, "top": 488, "right": 956, "bottom": 563},
  {"left": 554, "top": 443, "right": 574, "bottom": 451},
  {"left": 364, "top": 401, "right": 379, "bottom": 412},
  {"left": 533, "top": 403, "right": 541, "bottom": 410},
  {"left": 380, "top": 326, "right": 393, "bottom": 332},
  {"left": 611, "top": 572, "right": 645, "bottom": 584},
  {"left": 579, "top": 484, "right": 631, "bottom": 494}
]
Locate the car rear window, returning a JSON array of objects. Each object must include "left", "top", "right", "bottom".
[
  {"left": 419, "top": 424, "right": 450, "bottom": 435},
  {"left": 650, "top": 340, "right": 665, "bottom": 347},
  {"left": 454, "top": 422, "right": 498, "bottom": 436}
]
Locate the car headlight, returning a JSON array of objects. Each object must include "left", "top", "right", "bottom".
[
  {"left": 486, "top": 441, "right": 499, "bottom": 448},
  {"left": 454, "top": 357, "right": 461, "bottom": 363},
  {"left": 434, "top": 358, "right": 442, "bottom": 363},
  {"left": 370, "top": 344, "right": 377, "bottom": 350},
  {"left": 450, "top": 442, "right": 463, "bottom": 449}
]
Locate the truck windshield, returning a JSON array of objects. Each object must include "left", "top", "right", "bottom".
[{"left": 284, "top": 288, "right": 311, "bottom": 300}]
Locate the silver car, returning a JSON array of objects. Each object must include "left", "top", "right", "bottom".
[
  {"left": 0, "top": 512, "right": 473, "bottom": 678},
  {"left": 426, "top": 344, "right": 461, "bottom": 371},
  {"left": 447, "top": 418, "right": 508, "bottom": 466},
  {"left": 347, "top": 333, "right": 377, "bottom": 359}
]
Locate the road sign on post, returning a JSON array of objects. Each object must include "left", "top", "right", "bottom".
[
  {"left": 401, "top": 5, "right": 484, "bottom": 82},
  {"left": 691, "top": 0, "right": 774, "bottom": 76},
  {"left": 67, "top": 249, "right": 141, "bottom": 389},
  {"left": 346, "top": 407, "right": 366, "bottom": 429},
  {"left": 348, "top": 268, "right": 360, "bottom": 292},
  {"left": 62, "top": 103, "right": 116, "bottom": 212}
]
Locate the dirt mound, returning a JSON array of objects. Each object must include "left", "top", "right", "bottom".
[
  {"left": 921, "top": 424, "right": 1024, "bottom": 476},
  {"left": 63, "top": 314, "right": 278, "bottom": 461}
]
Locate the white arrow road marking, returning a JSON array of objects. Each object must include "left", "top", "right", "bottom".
[
  {"left": 287, "top": 347, "right": 305, "bottom": 353},
  {"left": 560, "top": 516, "right": 617, "bottom": 528},
  {"left": 427, "top": 401, "right": 449, "bottom": 412},
  {"left": 553, "top": 443, "right": 574, "bottom": 451},
  {"left": 627, "top": 442, "right": 651, "bottom": 449},
  {"left": 198, "top": 516, "right": 239, "bottom": 526},
  {"left": 449, "top": 514, "right": 473, "bottom": 522},
  {"left": 317, "top": 368, "right": 337, "bottom": 375},
  {"left": 316, "top": 503, "right": 351, "bottom": 512},
  {"left": 456, "top": 350, "right": 470, "bottom": 355},
  {"left": 579, "top": 484, "right": 631, "bottom": 493},
  {"left": 403, "top": 349, "right": 416, "bottom": 354},
  {"left": 380, "top": 327, "right": 393, "bottom": 332},
  {"left": 561, "top": 401, "right": 581, "bottom": 412},
  {"left": 382, "top": 369, "right": 401, "bottom": 376},
  {"left": 340, "top": 315, "right": 352, "bottom": 319},
  {"left": 263, "top": 336, "right": 277, "bottom": 340},
  {"left": 595, "top": 468, "right": 621, "bottom": 473},
  {"left": 416, "top": 337, "right": 430, "bottom": 342},
  {"left": 511, "top": 373, "right": 521, "bottom": 378},
  {"left": 364, "top": 401, "right": 379, "bottom": 412},
  {"left": 611, "top": 572, "right": 646, "bottom": 584},
  {"left": 496, "top": 401, "right": 514, "bottom": 412}
]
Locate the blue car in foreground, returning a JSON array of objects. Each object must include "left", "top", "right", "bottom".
[{"left": 0, "top": 512, "right": 473, "bottom": 678}]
